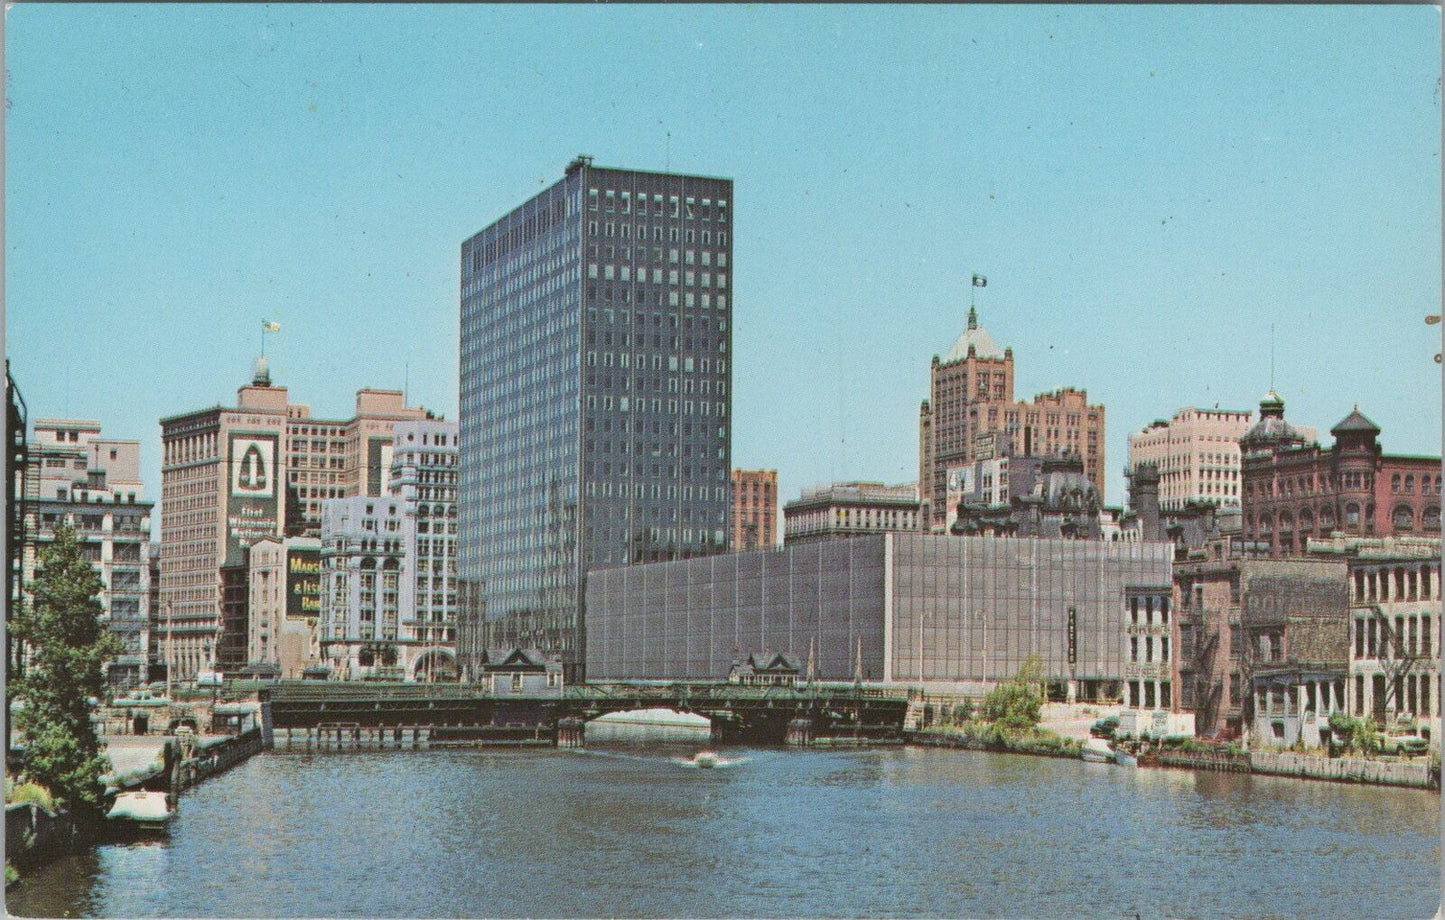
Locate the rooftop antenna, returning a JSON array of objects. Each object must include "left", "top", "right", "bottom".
[
  {"left": 404, "top": 356, "right": 410, "bottom": 406},
  {"left": 665, "top": 130, "right": 671, "bottom": 171},
  {"left": 1269, "top": 323, "right": 1275, "bottom": 392}
]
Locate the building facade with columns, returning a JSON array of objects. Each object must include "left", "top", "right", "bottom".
[
  {"left": 1308, "top": 535, "right": 1440, "bottom": 738},
  {"left": 319, "top": 418, "right": 459, "bottom": 680},
  {"left": 919, "top": 305, "right": 1105, "bottom": 531},
  {"left": 783, "top": 482, "right": 920, "bottom": 546},
  {"left": 158, "top": 359, "right": 426, "bottom": 681}
]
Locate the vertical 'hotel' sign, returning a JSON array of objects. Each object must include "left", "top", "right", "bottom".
[
  {"left": 226, "top": 434, "right": 280, "bottom": 564},
  {"left": 1067, "top": 606, "right": 1077, "bottom": 666}
]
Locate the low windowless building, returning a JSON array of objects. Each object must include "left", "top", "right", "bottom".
[{"left": 586, "top": 533, "right": 1174, "bottom": 704}]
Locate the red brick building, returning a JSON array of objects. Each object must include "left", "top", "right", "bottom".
[
  {"left": 731, "top": 469, "right": 778, "bottom": 550},
  {"left": 1239, "top": 393, "right": 1441, "bottom": 557},
  {"left": 918, "top": 306, "right": 1105, "bottom": 530}
]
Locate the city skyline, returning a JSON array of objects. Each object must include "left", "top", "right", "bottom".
[{"left": 6, "top": 5, "right": 1440, "bottom": 523}]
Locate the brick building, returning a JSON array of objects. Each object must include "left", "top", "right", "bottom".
[
  {"left": 731, "top": 469, "right": 777, "bottom": 550},
  {"left": 159, "top": 359, "right": 425, "bottom": 680},
  {"left": 1239, "top": 393, "right": 1440, "bottom": 557},
  {"left": 918, "top": 305, "right": 1105, "bottom": 530}
]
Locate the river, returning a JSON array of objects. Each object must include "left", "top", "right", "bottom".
[{"left": 8, "top": 745, "right": 1440, "bottom": 919}]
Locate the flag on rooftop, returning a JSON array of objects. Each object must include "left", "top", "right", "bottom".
[{"left": 262, "top": 320, "right": 282, "bottom": 333}]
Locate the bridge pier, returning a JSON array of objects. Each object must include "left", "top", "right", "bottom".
[
  {"left": 786, "top": 717, "right": 814, "bottom": 746},
  {"left": 557, "top": 717, "right": 585, "bottom": 748}
]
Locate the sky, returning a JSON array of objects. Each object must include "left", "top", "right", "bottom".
[{"left": 5, "top": 5, "right": 1441, "bottom": 530}]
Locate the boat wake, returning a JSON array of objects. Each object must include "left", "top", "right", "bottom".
[{"left": 671, "top": 753, "right": 749, "bottom": 770}]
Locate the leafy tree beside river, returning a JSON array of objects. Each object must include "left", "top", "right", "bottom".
[{"left": 10, "top": 524, "right": 122, "bottom": 815}]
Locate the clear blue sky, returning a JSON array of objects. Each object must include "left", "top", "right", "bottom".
[{"left": 6, "top": 5, "right": 1441, "bottom": 525}]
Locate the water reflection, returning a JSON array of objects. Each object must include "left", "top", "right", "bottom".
[{"left": 6, "top": 746, "right": 1439, "bottom": 919}]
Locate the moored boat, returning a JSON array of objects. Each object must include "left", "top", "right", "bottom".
[
  {"left": 1114, "top": 749, "right": 1138, "bottom": 767},
  {"left": 692, "top": 750, "right": 719, "bottom": 769},
  {"left": 106, "top": 791, "right": 174, "bottom": 831}
]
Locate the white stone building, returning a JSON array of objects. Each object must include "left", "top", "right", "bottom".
[
  {"left": 1311, "top": 535, "right": 1441, "bottom": 740},
  {"left": 319, "top": 419, "right": 458, "bottom": 679},
  {"left": 783, "top": 482, "right": 920, "bottom": 545}
]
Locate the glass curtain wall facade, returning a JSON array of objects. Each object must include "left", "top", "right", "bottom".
[
  {"left": 888, "top": 534, "right": 1170, "bottom": 695},
  {"left": 459, "top": 160, "right": 733, "bottom": 681},
  {"left": 588, "top": 539, "right": 887, "bottom": 681},
  {"left": 586, "top": 533, "right": 1173, "bottom": 691}
]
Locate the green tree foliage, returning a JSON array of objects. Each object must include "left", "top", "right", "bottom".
[
  {"left": 980, "top": 655, "right": 1045, "bottom": 732},
  {"left": 10, "top": 524, "right": 122, "bottom": 813}
]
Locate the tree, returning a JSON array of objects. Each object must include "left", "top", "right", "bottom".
[
  {"left": 980, "top": 656, "right": 1045, "bottom": 732},
  {"left": 11, "top": 524, "right": 122, "bottom": 814}
]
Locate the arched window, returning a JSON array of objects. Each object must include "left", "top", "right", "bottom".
[
  {"left": 1259, "top": 513, "right": 1273, "bottom": 535},
  {"left": 1394, "top": 504, "right": 1415, "bottom": 532},
  {"left": 1319, "top": 504, "right": 1335, "bottom": 530},
  {"left": 1392, "top": 473, "right": 1402, "bottom": 492},
  {"left": 1344, "top": 503, "right": 1360, "bottom": 527},
  {"left": 1424, "top": 506, "right": 1441, "bottom": 532},
  {"left": 1279, "top": 511, "right": 1294, "bottom": 531},
  {"left": 1298, "top": 508, "right": 1314, "bottom": 533}
]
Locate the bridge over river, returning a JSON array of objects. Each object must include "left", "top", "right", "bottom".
[{"left": 258, "top": 680, "right": 912, "bottom": 747}]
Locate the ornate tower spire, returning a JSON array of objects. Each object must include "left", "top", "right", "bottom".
[{"left": 967, "top": 306, "right": 978, "bottom": 331}]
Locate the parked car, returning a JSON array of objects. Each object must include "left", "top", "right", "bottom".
[
  {"left": 1381, "top": 732, "right": 1430, "bottom": 756},
  {"left": 1090, "top": 716, "right": 1120, "bottom": 739}
]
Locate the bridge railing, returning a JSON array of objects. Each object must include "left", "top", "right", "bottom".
[{"left": 260, "top": 679, "right": 912, "bottom": 704}]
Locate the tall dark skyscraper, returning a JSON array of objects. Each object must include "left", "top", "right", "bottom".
[{"left": 458, "top": 158, "right": 734, "bottom": 680}]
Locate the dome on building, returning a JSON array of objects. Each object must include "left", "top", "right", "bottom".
[
  {"left": 251, "top": 355, "right": 271, "bottom": 386},
  {"left": 943, "top": 307, "right": 1006, "bottom": 363},
  {"left": 1240, "top": 390, "right": 1307, "bottom": 452}
]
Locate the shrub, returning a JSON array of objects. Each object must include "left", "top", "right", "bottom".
[
  {"left": 1327, "top": 713, "right": 1378, "bottom": 755},
  {"left": 7, "top": 782, "right": 57, "bottom": 814}
]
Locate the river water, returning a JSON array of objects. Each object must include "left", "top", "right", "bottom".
[{"left": 9, "top": 745, "right": 1440, "bottom": 919}]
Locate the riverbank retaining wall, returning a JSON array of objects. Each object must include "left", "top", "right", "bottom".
[
  {"left": 5, "top": 802, "right": 75, "bottom": 868},
  {"left": 1248, "top": 751, "right": 1437, "bottom": 789},
  {"left": 175, "top": 729, "right": 264, "bottom": 793}
]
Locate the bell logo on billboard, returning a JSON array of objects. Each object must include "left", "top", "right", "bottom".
[{"left": 231, "top": 437, "right": 276, "bottom": 498}]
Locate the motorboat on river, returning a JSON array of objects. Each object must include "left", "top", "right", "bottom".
[{"left": 691, "top": 750, "right": 719, "bottom": 769}]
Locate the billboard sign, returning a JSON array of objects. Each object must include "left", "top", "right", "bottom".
[
  {"left": 287, "top": 546, "right": 322, "bottom": 620},
  {"left": 226, "top": 433, "right": 280, "bottom": 565}
]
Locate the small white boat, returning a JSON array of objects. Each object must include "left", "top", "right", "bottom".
[
  {"left": 691, "top": 750, "right": 719, "bottom": 769},
  {"left": 1081, "top": 737, "right": 1114, "bottom": 763},
  {"left": 107, "top": 791, "right": 174, "bottom": 831}
]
